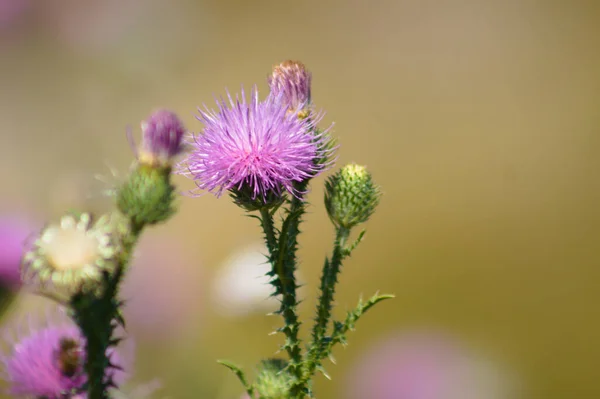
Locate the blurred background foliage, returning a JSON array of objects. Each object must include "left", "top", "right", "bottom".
[{"left": 1, "top": 0, "right": 599, "bottom": 398}]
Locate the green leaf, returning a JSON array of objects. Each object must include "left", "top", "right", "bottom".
[
  {"left": 343, "top": 229, "right": 366, "bottom": 257},
  {"left": 324, "top": 292, "right": 394, "bottom": 357},
  {"left": 217, "top": 360, "right": 254, "bottom": 397}
]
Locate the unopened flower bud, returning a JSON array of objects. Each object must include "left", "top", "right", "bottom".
[
  {"left": 255, "top": 358, "right": 292, "bottom": 399},
  {"left": 268, "top": 60, "right": 312, "bottom": 116},
  {"left": 116, "top": 164, "right": 176, "bottom": 228},
  {"left": 325, "top": 164, "right": 381, "bottom": 229},
  {"left": 138, "top": 110, "right": 186, "bottom": 167}
]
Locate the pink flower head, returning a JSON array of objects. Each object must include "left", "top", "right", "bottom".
[
  {"left": 137, "top": 109, "right": 186, "bottom": 167},
  {"left": 2, "top": 324, "right": 85, "bottom": 397},
  {"left": 1, "top": 308, "right": 131, "bottom": 398},
  {"left": 179, "top": 86, "right": 332, "bottom": 201}
]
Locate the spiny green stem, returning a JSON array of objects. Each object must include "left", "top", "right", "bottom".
[
  {"left": 259, "top": 204, "right": 305, "bottom": 398},
  {"left": 281, "top": 187, "right": 310, "bottom": 398},
  {"left": 80, "top": 277, "right": 119, "bottom": 399},
  {"left": 304, "top": 226, "right": 350, "bottom": 381},
  {"left": 77, "top": 220, "right": 144, "bottom": 399},
  {"left": 259, "top": 208, "right": 281, "bottom": 278}
]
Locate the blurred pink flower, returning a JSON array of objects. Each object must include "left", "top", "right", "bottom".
[
  {"left": 0, "top": 213, "right": 38, "bottom": 289},
  {"left": 344, "top": 331, "right": 517, "bottom": 399},
  {"left": 0, "top": 0, "right": 29, "bottom": 30},
  {"left": 36, "top": 0, "right": 144, "bottom": 53},
  {"left": 121, "top": 232, "right": 202, "bottom": 339},
  {"left": 0, "top": 305, "right": 134, "bottom": 397}
]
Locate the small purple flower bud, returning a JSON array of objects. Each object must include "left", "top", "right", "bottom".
[
  {"left": 268, "top": 60, "right": 312, "bottom": 116},
  {"left": 138, "top": 109, "right": 186, "bottom": 167}
]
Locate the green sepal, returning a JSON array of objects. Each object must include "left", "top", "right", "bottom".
[{"left": 230, "top": 184, "right": 286, "bottom": 212}]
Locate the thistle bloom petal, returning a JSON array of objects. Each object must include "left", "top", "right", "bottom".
[{"left": 179, "top": 86, "right": 331, "bottom": 201}]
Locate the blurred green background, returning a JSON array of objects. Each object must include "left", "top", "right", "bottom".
[{"left": 1, "top": 0, "right": 599, "bottom": 398}]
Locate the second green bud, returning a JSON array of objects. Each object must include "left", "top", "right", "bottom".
[{"left": 324, "top": 163, "right": 381, "bottom": 229}]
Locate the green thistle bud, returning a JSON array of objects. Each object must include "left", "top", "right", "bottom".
[
  {"left": 255, "top": 358, "right": 292, "bottom": 399},
  {"left": 324, "top": 163, "right": 381, "bottom": 229},
  {"left": 116, "top": 164, "right": 176, "bottom": 227}
]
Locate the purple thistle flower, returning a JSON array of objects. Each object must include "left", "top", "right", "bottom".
[
  {"left": 268, "top": 60, "right": 312, "bottom": 114},
  {"left": 2, "top": 322, "right": 85, "bottom": 397},
  {"left": 137, "top": 109, "right": 186, "bottom": 167},
  {"left": 179, "top": 86, "right": 332, "bottom": 201},
  {"left": 1, "top": 308, "right": 131, "bottom": 398}
]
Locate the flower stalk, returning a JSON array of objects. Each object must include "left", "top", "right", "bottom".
[
  {"left": 258, "top": 186, "right": 306, "bottom": 397},
  {"left": 69, "top": 218, "right": 142, "bottom": 399},
  {"left": 68, "top": 109, "right": 185, "bottom": 399},
  {"left": 304, "top": 225, "right": 350, "bottom": 379},
  {"left": 274, "top": 189, "right": 306, "bottom": 398}
]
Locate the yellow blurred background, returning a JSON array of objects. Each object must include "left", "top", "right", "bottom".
[{"left": 1, "top": 0, "right": 599, "bottom": 398}]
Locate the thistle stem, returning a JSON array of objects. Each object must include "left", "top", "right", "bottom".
[
  {"left": 72, "top": 220, "right": 143, "bottom": 399},
  {"left": 81, "top": 272, "right": 121, "bottom": 399},
  {"left": 259, "top": 208, "right": 281, "bottom": 278},
  {"left": 305, "top": 226, "right": 350, "bottom": 380},
  {"left": 259, "top": 189, "right": 306, "bottom": 398}
]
